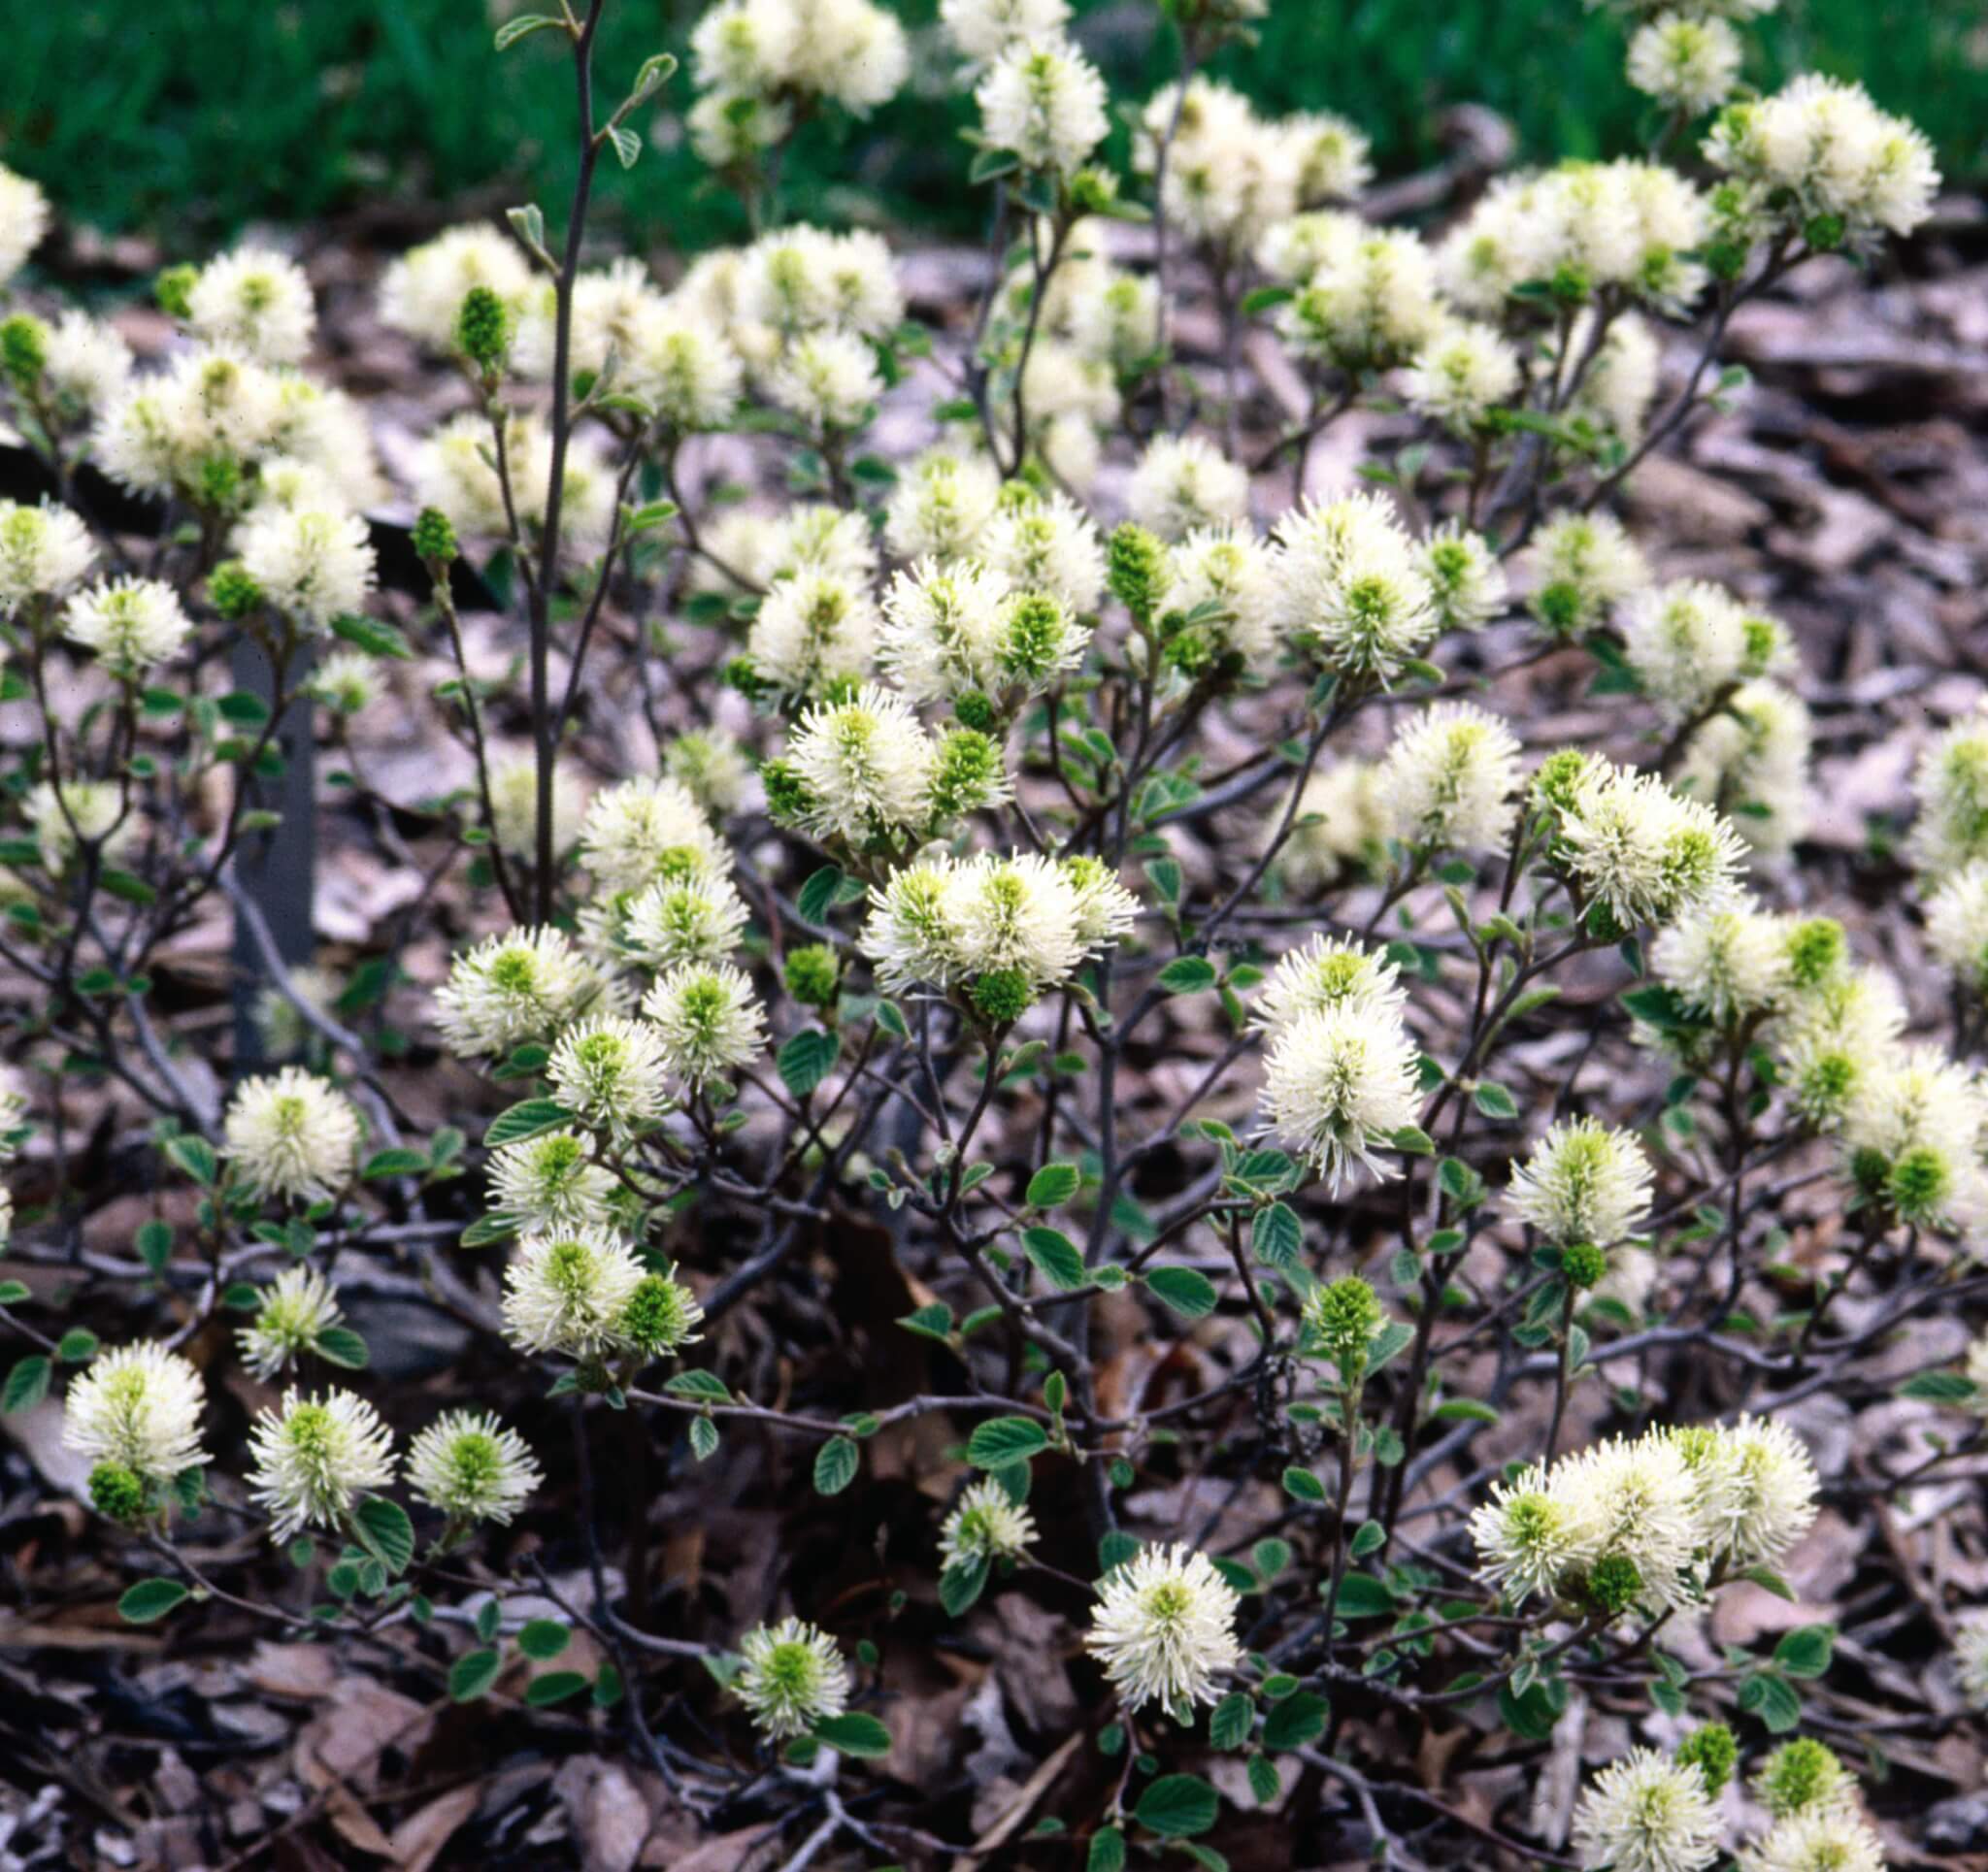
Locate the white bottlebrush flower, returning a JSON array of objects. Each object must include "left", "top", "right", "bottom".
[
  {"left": 237, "top": 1264, "right": 345, "bottom": 1380},
  {"left": 1508, "top": 1117, "right": 1654, "bottom": 1251},
  {"left": 1276, "top": 227, "right": 1442, "bottom": 371},
  {"left": 0, "top": 163, "right": 50, "bottom": 284},
  {"left": 748, "top": 569, "right": 879, "bottom": 700},
  {"left": 1620, "top": 580, "right": 1753, "bottom": 723},
  {"left": 764, "top": 329, "right": 882, "bottom": 431},
  {"left": 975, "top": 37, "right": 1110, "bottom": 176},
  {"left": 223, "top": 1067, "right": 362, "bottom": 1205},
  {"left": 1770, "top": 963, "right": 1905, "bottom": 1130},
  {"left": 379, "top": 225, "right": 535, "bottom": 352},
  {"left": 1419, "top": 521, "right": 1508, "bottom": 635},
  {"left": 939, "top": 1477, "right": 1039, "bottom": 1569},
  {"left": 502, "top": 1226, "right": 646, "bottom": 1358},
  {"left": 1271, "top": 494, "right": 1438, "bottom": 683},
  {"left": 1926, "top": 859, "right": 1988, "bottom": 994},
  {"left": 1554, "top": 1431, "right": 1704, "bottom": 1613},
  {"left": 1572, "top": 310, "right": 1666, "bottom": 441},
  {"left": 1260, "top": 1001, "right": 1422, "bottom": 1191},
  {"left": 642, "top": 961, "right": 768, "bottom": 1090},
  {"left": 1066, "top": 269, "right": 1162, "bottom": 376},
  {"left": 1379, "top": 702, "right": 1523, "bottom": 857},
  {"left": 434, "top": 927, "right": 602, "bottom": 1058},
  {"left": 782, "top": 684, "right": 936, "bottom": 845},
  {"left": 185, "top": 246, "right": 316, "bottom": 364},
  {"left": 406, "top": 1409, "right": 542, "bottom": 1526},
  {"left": 1652, "top": 902, "right": 1790, "bottom": 1026},
  {"left": 1168, "top": 524, "right": 1279, "bottom": 663},
  {"left": 27, "top": 778, "right": 134, "bottom": 871},
  {"left": 1276, "top": 761, "right": 1386, "bottom": 896},
  {"left": 1628, "top": 14, "right": 1744, "bottom": 115},
  {"left": 786, "top": 0, "right": 909, "bottom": 115},
  {"left": 246, "top": 1388, "right": 396, "bottom": 1543},
  {"left": 547, "top": 1015, "right": 674, "bottom": 1135},
  {"left": 580, "top": 775, "right": 730, "bottom": 898},
  {"left": 63, "top": 1343, "right": 211, "bottom": 1483},
  {"left": 625, "top": 300, "right": 744, "bottom": 430},
  {"left": 0, "top": 500, "right": 95, "bottom": 613},
  {"left": 662, "top": 730, "right": 754, "bottom": 818},
  {"left": 1471, "top": 1462, "right": 1594, "bottom": 1604},
  {"left": 878, "top": 557, "right": 1011, "bottom": 702},
  {"left": 1699, "top": 1416, "right": 1818, "bottom": 1569},
  {"left": 1250, "top": 934, "right": 1406, "bottom": 1037},
  {"left": 42, "top": 312, "right": 135, "bottom": 414},
  {"left": 486, "top": 752, "right": 587, "bottom": 863},
  {"left": 1402, "top": 319, "right": 1520, "bottom": 433},
  {"left": 1676, "top": 680, "right": 1813, "bottom": 858},
  {"left": 1553, "top": 763, "right": 1746, "bottom": 930},
  {"left": 979, "top": 490, "right": 1105, "bottom": 614},
  {"left": 1287, "top": 109, "right": 1374, "bottom": 204},
  {"left": 1737, "top": 1811, "right": 1883, "bottom": 1872},
  {"left": 735, "top": 1617, "right": 851, "bottom": 1740},
  {"left": 883, "top": 449, "right": 1002, "bottom": 561},
  {"left": 1085, "top": 1543, "right": 1242, "bottom": 1715},
  {"left": 1907, "top": 706, "right": 1988, "bottom": 879},
  {"left": 306, "top": 649, "right": 382, "bottom": 715},
  {"left": 489, "top": 1130, "right": 618, "bottom": 1232},
  {"left": 1571, "top": 1749, "right": 1723, "bottom": 1872},
  {"left": 1706, "top": 74, "right": 1939, "bottom": 244},
  {"left": 61, "top": 577, "right": 193, "bottom": 675},
  {"left": 619, "top": 871, "right": 750, "bottom": 969},
  {"left": 941, "top": 0, "right": 1071, "bottom": 61},
  {"left": 1525, "top": 511, "right": 1651, "bottom": 638},
  {"left": 235, "top": 505, "right": 377, "bottom": 630},
  {"left": 1125, "top": 435, "right": 1249, "bottom": 542}
]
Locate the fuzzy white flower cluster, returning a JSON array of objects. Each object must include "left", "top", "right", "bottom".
[
  {"left": 974, "top": 36, "right": 1110, "bottom": 178},
  {"left": 862, "top": 850, "right": 1138, "bottom": 1013},
  {"left": 878, "top": 558, "right": 1090, "bottom": 707},
  {"left": 222, "top": 1068, "right": 363, "bottom": 1206},
  {"left": 63, "top": 1343, "right": 211, "bottom": 1486},
  {"left": 1252, "top": 936, "right": 1421, "bottom": 1191},
  {"left": 1571, "top": 1748, "right": 1724, "bottom": 1872},
  {"left": 246, "top": 1388, "right": 396, "bottom": 1543},
  {"left": 1471, "top": 1418, "right": 1818, "bottom": 1614},
  {"left": 1270, "top": 492, "right": 1448, "bottom": 684},
  {"left": 1706, "top": 74, "right": 1940, "bottom": 246},
  {"left": 1084, "top": 1543, "right": 1242, "bottom": 1715},
  {"left": 1508, "top": 1116, "right": 1655, "bottom": 1250},
  {"left": 0, "top": 163, "right": 50, "bottom": 286},
  {"left": 0, "top": 500, "right": 94, "bottom": 615},
  {"left": 733, "top": 1616, "right": 851, "bottom": 1738},
  {"left": 1541, "top": 754, "right": 1746, "bottom": 930},
  {"left": 1378, "top": 702, "right": 1524, "bottom": 857}
]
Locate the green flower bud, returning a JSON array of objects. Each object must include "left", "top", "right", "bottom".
[
  {"left": 0, "top": 313, "right": 48, "bottom": 398},
  {"left": 412, "top": 506, "right": 458, "bottom": 566},
  {"left": 1675, "top": 1723, "right": 1737, "bottom": 1798},
  {"left": 1781, "top": 917, "right": 1844, "bottom": 990},
  {"left": 758, "top": 758, "right": 814, "bottom": 827},
  {"left": 208, "top": 561, "right": 265, "bottom": 620},
  {"left": 1304, "top": 1275, "right": 1383, "bottom": 1378},
  {"left": 154, "top": 264, "right": 198, "bottom": 321},
  {"left": 1887, "top": 1144, "right": 1950, "bottom": 1223},
  {"left": 783, "top": 943, "right": 841, "bottom": 1010},
  {"left": 89, "top": 1461, "right": 149, "bottom": 1524},
  {"left": 1107, "top": 522, "right": 1171, "bottom": 628},
  {"left": 926, "top": 727, "right": 1005, "bottom": 824},
  {"left": 1586, "top": 1552, "right": 1643, "bottom": 1616},
  {"left": 970, "top": 968, "right": 1034, "bottom": 1026},
  {"left": 1561, "top": 1241, "right": 1607, "bottom": 1291},
  {"left": 1756, "top": 1738, "right": 1849, "bottom": 1818},
  {"left": 454, "top": 285, "right": 511, "bottom": 373},
  {"left": 952, "top": 690, "right": 998, "bottom": 735},
  {"left": 619, "top": 1271, "right": 705, "bottom": 1358}
]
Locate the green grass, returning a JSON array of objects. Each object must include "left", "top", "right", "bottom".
[{"left": 1, "top": 1, "right": 1978, "bottom": 264}]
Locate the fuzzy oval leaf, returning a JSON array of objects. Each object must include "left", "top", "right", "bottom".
[
  {"left": 967, "top": 1417, "right": 1048, "bottom": 1468},
  {"left": 1145, "top": 1265, "right": 1217, "bottom": 1320},
  {"left": 1134, "top": 1773, "right": 1218, "bottom": 1839},
  {"left": 117, "top": 1578, "right": 189, "bottom": 1623}
]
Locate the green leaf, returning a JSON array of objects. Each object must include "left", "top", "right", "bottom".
[
  {"left": 1025, "top": 1162, "right": 1081, "bottom": 1208},
  {"left": 525, "top": 1670, "right": 591, "bottom": 1706},
  {"left": 665, "top": 1368, "right": 731, "bottom": 1403},
  {"left": 312, "top": 1326, "right": 370, "bottom": 1370},
  {"left": 2, "top": 1355, "right": 50, "bottom": 1413},
  {"left": 897, "top": 1302, "right": 955, "bottom": 1343},
  {"left": 1158, "top": 956, "right": 1218, "bottom": 995},
  {"left": 1251, "top": 1200, "right": 1303, "bottom": 1268},
  {"left": 796, "top": 865, "right": 845, "bottom": 924},
  {"left": 1331, "top": 1574, "right": 1396, "bottom": 1618},
  {"left": 967, "top": 1417, "right": 1048, "bottom": 1468},
  {"left": 1430, "top": 1397, "right": 1499, "bottom": 1425},
  {"left": 1282, "top": 1465, "right": 1325, "bottom": 1503},
  {"left": 1739, "top": 1563, "right": 1794, "bottom": 1601},
  {"left": 1135, "top": 1774, "right": 1219, "bottom": 1839},
  {"left": 164, "top": 1134, "right": 217, "bottom": 1187},
  {"left": 1349, "top": 1520, "right": 1386, "bottom": 1559},
  {"left": 812, "top": 1711, "right": 891, "bottom": 1758},
  {"left": 1261, "top": 1690, "right": 1329, "bottom": 1752},
  {"left": 361, "top": 1148, "right": 429, "bottom": 1180},
  {"left": 606, "top": 122, "right": 641, "bottom": 170},
  {"left": 0, "top": 1280, "right": 26, "bottom": 1305},
  {"left": 940, "top": 1555, "right": 990, "bottom": 1616},
  {"left": 484, "top": 1099, "right": 573, "bottom": 1148},
  {"left": 778, "top": 1028, "right": 842, "bottom": 1099},
  {"left": 351, "top": 1497, "right": 414, "bottom": 1577},
  {"left": 515, "top": 1619, "right": 571, "bottom": 1660},
  {"left": 1739, "top": 1666, "right": 1804, "bottom": 1731},
  {"left": 449, "top": 1648, "right": 503, "bottom": 1702},
  {"left": 813, "top": 1435, "right": 860, "bottom": 1496},
  {"left": 1021, "top": 1227, "right": 1087, "bottom": 1292},
  {"left": 330, "top": 613, "right": 414, "bottom": 660},
  {"left": 1087, "top": 1825, "right": 1127, "bottom": 1872},
  {"left": 1897, "top": 1371, "right": 1979, "bottom": 1404},
  {"left": 1773, "top": 1625, "right": 1834, "bottom": 1679},
  {"left": 1472, "top": 1081, "right": 1519, "bottom": 1120},
  {"left": 1209, "top": 1691, "right": 1255, "bottom": 1750},
  {"left": 494, "top": 13, "right": 565, "bottom": 50},
  {"left": 135, "top": 1220, "right": 173, "bottom": 1272},
  {"left": 55, "top": 1328, "right": 98, "bottom": 1363},
  {"left": 688, "top": 1416, "right": 720, "bottom": 1461},
  {"left": 1245, "top": 1754, "right": 1280, "bottom": 1804},
  {"left": 1145, "top": 1265, "right": 1218, "bottom": 1319},
  {"left": 117, "top": 1578, "right": 189, "bottom": 1623}
]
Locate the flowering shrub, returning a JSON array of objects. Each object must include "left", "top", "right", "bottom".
[{"left": 0, "top": 0, "right": 1977, "bottom": 1862}]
